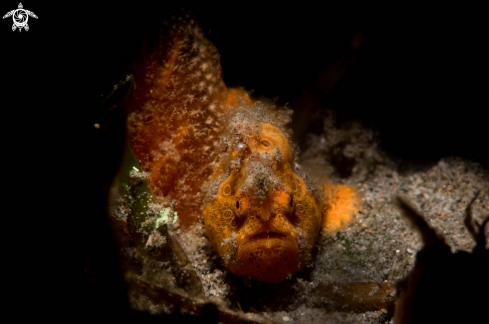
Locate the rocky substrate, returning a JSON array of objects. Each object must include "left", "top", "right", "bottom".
[{"left": 110, "top": 113, "right": 489, "bottom": 323}]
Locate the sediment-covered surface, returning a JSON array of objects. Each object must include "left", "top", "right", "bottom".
[{"left": 109, "top": 111, "right": 489, "bottom": 323}]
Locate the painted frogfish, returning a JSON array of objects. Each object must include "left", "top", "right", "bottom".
[{"left": 127, "top": 17, "right": 358, "bottom": 284}]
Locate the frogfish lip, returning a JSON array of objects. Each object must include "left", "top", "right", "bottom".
[
  {"left": 234, "top": 228, "right": 301, "bottom": 283},
  {"left": 237, "top": 226, "right": 299, "bottom": 256},
  {"left": 240, "top": 228, "right": 294, "bottom": 247},
  {"left": 249, "top": 232, "right": 287, "bottom": 240}
]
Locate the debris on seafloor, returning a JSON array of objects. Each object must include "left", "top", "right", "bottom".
[{"left": 104, "top": 11, "right": 489, "bottom": 324}]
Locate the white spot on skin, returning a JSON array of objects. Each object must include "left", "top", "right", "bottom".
[
  {"left": 158, "top": 141, "right": 181, "bottom": 162},
  {"left": 189, "top": 109, "right": 202, "bottom": 116},
  {"left": 188, "top": 57, "right": 199, "bottom": 69},
  {"left": 185, "top": 93, "right": 196, "bottom": 102}
]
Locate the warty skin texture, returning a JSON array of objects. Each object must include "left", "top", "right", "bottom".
[
  {"left": 128, "top": 18, "right": 358, "bottom": 283},
  {"left": 204, "top": 121, "right": 322, "bottom": 283}
]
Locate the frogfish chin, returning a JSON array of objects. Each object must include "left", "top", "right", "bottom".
[{"left": 127, "top": 17, "right": 358, "bottom": 284}]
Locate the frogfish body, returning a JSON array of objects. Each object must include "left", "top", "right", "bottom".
[{"left": 128, "top": 17, "right": 358, "bottom": 283}]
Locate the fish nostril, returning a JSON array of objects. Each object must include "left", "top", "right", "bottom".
[
  {"left": 236, "top": 200, "right": 240, "bottom": 209},
  {"left": 290, "top": 195, "right": 294, "bottom": 207}
]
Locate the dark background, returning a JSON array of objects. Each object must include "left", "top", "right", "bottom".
[
  {"left": 3, "top": 1, "right": 486, "bottom": 167},
  {"left": 2, "top": 1, "right": 486, "bottom": 321}
]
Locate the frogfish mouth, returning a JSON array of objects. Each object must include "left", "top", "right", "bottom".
[{"left": 127, "top": 17, "right": 358, "bottom": 284}]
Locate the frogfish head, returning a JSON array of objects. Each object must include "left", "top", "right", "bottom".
[{"left": 203, "top": 120, "right": 322, "bottom": 283}]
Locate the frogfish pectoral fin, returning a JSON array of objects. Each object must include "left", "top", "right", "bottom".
[{"left": 321, "top": 182, "right": 359, "bottom": 233}]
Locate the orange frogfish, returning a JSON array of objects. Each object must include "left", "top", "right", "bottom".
[{"left": 127, "top": 17, "right": 358, "bottom": 283}]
